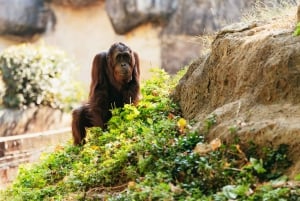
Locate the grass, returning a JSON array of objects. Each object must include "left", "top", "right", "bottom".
[{"left": 242, "top": 0, "right": 298, "bottom": 28}]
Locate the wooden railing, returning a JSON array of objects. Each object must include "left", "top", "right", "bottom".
[{"left": 0, "top": 128, "right": 71, "bottom": 189}]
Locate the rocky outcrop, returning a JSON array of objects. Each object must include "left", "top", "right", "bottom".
[
  {"left": 106, "top": 1, "right": 299, "bottom": 73},
  {"left": 164, "top": 0, "right": 253, "bottom": 35},
  {"left": 161, "top": 35, "right": 203, "bottom": 74},
  {"left": 50, "top": 0, "right": 101, "bottom": 7},
  {"left": 172, "top": 12, "right": 300, "bottom": 177},
  {"left": 0, "top": 0, "right": 103, "bottom": 37},
  {"left": 160, "top": 0, "right": 254, "bottom": 73},
  {"left": 105, "top": 0, "right": 177, "bottom": 35},
  {"left": 106, "top": 0, "right": 253, "bottom": 35},
  {"left": 0, "top": 0, "right": 55, "bottom": 37}
]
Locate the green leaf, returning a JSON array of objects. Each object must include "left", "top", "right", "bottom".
[
  {"left": 222, "top": 185, "right": 238, "bottom": 199},
  {"left": 295, "top": 173, "right": 300, "bottom": 181},
  {"left": 250, "top": 157, "right": 266, "bottom": 174}
]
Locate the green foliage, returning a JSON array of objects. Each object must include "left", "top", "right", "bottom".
[
  {"left": 204, "top": 113, "right": 217, "bottom": 132},
  {"left": 1, "top": 68, "right": 299, "bottom": 201},
  {"left": 293, "top": 22, "right": 300, "bottom": 36},
  {"left": 0, "top": 43, "right": 84, "bottom": 110}
]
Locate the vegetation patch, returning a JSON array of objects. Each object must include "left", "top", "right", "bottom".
[
  {"left": 0, "top": 43, "right": 84, "bottom": 111},
  {"left": 294, "top": 22, "right": 300, "bottom": 36},
  {"left": 1, "top": 69, "right": 299, "bottom": 201}
]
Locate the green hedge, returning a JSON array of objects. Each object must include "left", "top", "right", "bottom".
[{"left": 0, "top": 43, "right": 84, "bottom": 110}]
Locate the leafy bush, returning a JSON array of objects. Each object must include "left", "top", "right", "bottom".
[
  {"left": 0, "top": 43, "right": 84, "bottom": 110},
  {"left": 1, "top": 69, "right": 299, "bottom": 201}
]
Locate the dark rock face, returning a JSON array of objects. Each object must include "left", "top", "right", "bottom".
[
  {"left": 50, "top": 0, "right": 101, "bottom": 7},
  {"left": 164, "top": 0, "right": 253, "bottom": 35},
  {"left": 106, "top": 0, "right": 254, "bottom": 35},
  {"left": 0, "top": 0, "right": 55, "bottom": 37},
  {"left": 106, "top": 0, "right": 177, "bottom": 34}
]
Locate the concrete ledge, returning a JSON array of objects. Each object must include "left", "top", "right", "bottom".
[{"left": 0, "top": 127, "right": 71, "bottom": 142}]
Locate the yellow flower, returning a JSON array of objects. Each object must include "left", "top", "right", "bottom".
[{"left": 177, "top": 118, "right": 187, "bottom": 133}]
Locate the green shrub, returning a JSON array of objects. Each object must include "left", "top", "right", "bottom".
[{"left": 0, "top": 43, "right": 84, "bottom": 110}]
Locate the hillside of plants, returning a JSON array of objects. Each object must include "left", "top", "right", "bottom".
[{"left": 0, "top": 68, "right": 299, "bottom": 201}]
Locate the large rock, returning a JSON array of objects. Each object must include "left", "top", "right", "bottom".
[
  {"left": 161, "top": 35, "right": 203, "bottom": 74},
  {"left": 164, "top": 0, "right": 253, "bottom": 35},
  {"left": 50, "top": 0, "right": 101, "bottom": 7},
  {"left": 172, "top": 13, "right": 300, "bottom": 177},
  {"left": 105, "top": 0, "right": 177, "bottom": 34},
  {"left": 160, "top": 0, "right": 254, "bottom": 73},
  {"left": 105, "top": 0, "right": 254, "bottom": 35},
  {"left": 173, "top": 19, "right": 300, "bottom": 119},
  {"left": 0, "top": 0, "right": 55, "bottom": 37}
]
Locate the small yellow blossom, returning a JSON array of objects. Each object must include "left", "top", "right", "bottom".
[{"left": 177, "top": 118, "right": 187, "bottom": 133}]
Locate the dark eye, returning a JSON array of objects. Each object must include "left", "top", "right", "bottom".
[
  {"left": 116, "top": 54, "right": 121, "bottom": 61},
  {"left": 117, "top": 53, "right": 131, "bottom": 63},
  {"left": 123, "top": 55, "right": 130, "bottom": 62}
]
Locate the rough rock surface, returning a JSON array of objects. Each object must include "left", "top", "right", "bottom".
[
  {"left": 0, "top": 0, "right": 55, "bottom": 37},
  {"left": 106, "top": 0, "right": 176, "bottom": 34},
  {"left": 0, "top": 107, "right": 70, "bottom": 137},
  {"left": 160, "top": 0, "right": 254, "bottom": 73},
  {"left": 161, "top": 35, "right": 203, "bottom": 74},
  {"left": 106, "top": 0, "right": 254, "bottom": 35},
  {"left": 164, "top": 0, "right": 253, "bottom": 35},
  {"left": 50, "top": 0, "right": 101, "bottom": 7},
  {"left": 172, "top": 14, "right": 300, "bottom": 177},
  {"left": 298, "top": 4, "right": 300, "bottom": 23}
]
